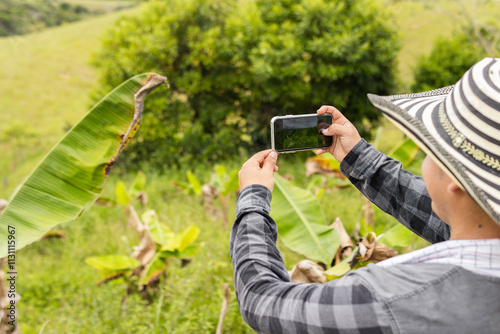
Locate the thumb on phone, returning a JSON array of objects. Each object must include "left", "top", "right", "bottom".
[{"left": 262, "top": 151, "right": 278, "bottom": 172}]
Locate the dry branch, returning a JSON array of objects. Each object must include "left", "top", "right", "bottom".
[
  {"left": 130, "top": 208, "right": 156, "bottom": 266},
  {"left": 361, "top": 197, "right": 375, "bottom": 227},
  {"left": 216, "top": 283, "right": 231, "bottom": 334},
  {"left": 330, "top": 218, "right": 353, "bottom": 266}
]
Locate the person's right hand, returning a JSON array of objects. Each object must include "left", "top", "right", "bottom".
[{"left": 316, "top": 105, "right": 362, "bottom": 162}]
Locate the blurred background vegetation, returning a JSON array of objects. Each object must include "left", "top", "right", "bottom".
[{"left": 0, "top": 0, "right": 498, "bottom": 332}]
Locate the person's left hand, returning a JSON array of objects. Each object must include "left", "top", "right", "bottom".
[{"left": 238, "top": 149, "right": 279, "bottom": 192}]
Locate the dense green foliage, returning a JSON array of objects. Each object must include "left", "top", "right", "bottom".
[
  {"left": 411, "top": 34, "right": 487, "bottom": 92},
  {"left": 93, "top": 0, "right": 399, "bottom": 168},
  {"left": 0, "top": 0, "right": 97, "bottom": 37}
]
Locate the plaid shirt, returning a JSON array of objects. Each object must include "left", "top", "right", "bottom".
[
  {"left": 230, "top": 184, "right": 393, "bottom": 333},
  {"left": 230, "top": 140, "right": 496, "bottom": 333},
  {"left": 341, "top": 140, "right": 450, "bottom": 244}
]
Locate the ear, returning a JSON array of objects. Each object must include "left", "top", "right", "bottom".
[{"left": 447, "top": 181, "right": 462, "bottom": 194}]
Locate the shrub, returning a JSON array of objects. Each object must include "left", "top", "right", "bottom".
[
  {"left": 92, "top": 0, "right": 399, "bottom": 168},
  {"left": 411, "top": 34, "right": 487, "bottom": 92}
]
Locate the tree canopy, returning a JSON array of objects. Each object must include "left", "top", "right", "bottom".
[
  {"left": 411, "top": 34, "right": 486, "bottom": 92},
  {"left": 93, "top": 0, "right": 399, "bottom": 167}
]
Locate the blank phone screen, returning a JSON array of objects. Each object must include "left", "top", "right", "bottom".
[{"left": 273, "top": 115, "right": 333, "bottom": 152}]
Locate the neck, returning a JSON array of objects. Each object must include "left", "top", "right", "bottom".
[{"left": 448, "top": 207, "right": 500, "bottom": 240}]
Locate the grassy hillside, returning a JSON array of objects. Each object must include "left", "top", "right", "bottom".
[
  {"left": 65, "top": 0, "right": 137, "bottom": 10},
  {"left": 15, "top": 0, "right": 136, "bottom": 11},
  {"left": 0, "top": 7, "right": 140, "bottom": 198},
  {"left": 390, "top": 0, "right": 500, "bottom": 88},
  {"left": 389, "top": 1, "right": 457, "bottom": 87}
]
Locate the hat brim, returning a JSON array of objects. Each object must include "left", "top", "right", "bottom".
[{"left": 367, "top": 87, "right": 500, "bottom": 226}]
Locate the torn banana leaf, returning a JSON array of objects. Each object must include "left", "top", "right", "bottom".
[{"left": 0, "top": 74, "right": 168, "bottom": 257}]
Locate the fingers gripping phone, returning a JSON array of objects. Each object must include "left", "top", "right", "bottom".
[{"left": 271, "top": 114, "right": 333, "bottom": 153}]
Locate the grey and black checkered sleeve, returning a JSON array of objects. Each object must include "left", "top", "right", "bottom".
[
  {"left": 340, "top": 139, "right": 450, "bottom": 243},
  {"left": 230, "top": 185, "right": 392, "bottom": 334}
]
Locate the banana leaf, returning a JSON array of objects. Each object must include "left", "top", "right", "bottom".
[
  {"left": 388, "top": 138, "right": 419, "bottom": 168},
  {"left": 377, "top": 223, "right": 413, "bottom": 248},
  {"left": 271, "top": 174, "right": 339, "bottom": 265},
  {"left": 115, "top": 181, "right": 131, "bottom": 206},
  {"left": 85, "top": 255, "right": 140, "bottom": 272},
  {"left": 324, "top": 257, "right": 351, "bottom": 280},
  {"left": 161, "top": 225, "right": 200, "bottom": 252},
  {"left": 187, "top": 171, "right": 202, "bottom": 196},
  {"left": 0, "top": 74, "right": 168, "bottom": 257},
  {"left": 139, "top": 252, "right": 169, "bottom": 286}
]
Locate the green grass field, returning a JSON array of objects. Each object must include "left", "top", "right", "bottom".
[
  {"left": 1, "top": 0, "right": 498, "bottom": 332},
  {"left": 0, "top": 6, "right": 141, "bottom": 199},
  {"left": 19, "top": 171, "right": 254, "bottom": 333},
  {"left": 18, "top": 0, "right": 137, "bottom": 11},
  {"left": 388, "top": 0, "right": 457, "bottom": 86}
]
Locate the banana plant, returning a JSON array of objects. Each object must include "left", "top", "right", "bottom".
[
  {"left": 387, "top": 137, "right": 420, "bottom": 167},
  {"left": 85, "top": 210, "right": 200, "bottom": 289},
  {"left": 172, "top": 165, "right": 239, "bottom": 227},
  {"left": 324, "top": 223, "right": 413, "bottom": 280},
  {"left": 210, "top": 165, "right": 239, "bottom": 227},
  {"left": 271, "top": 174, "right": 414, "bottom": 281},
  {"left": 97, "top": 172, "right": 148, "bottom": 209},
  {"left": 0, "top": 73, "right": 169, "bottom": 257},
  {"left": 116, "top": 172, "right": 148, "bottom": 207},
  {"left": 270, "top": 174, "right": 340, "bottom": 266},
  {"left": 171, "top": 171, "right": 203, "bottom": 197}
]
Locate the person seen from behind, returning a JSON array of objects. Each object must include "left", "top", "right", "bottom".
[{"left": 230, "top": 57, "right": 500, "bottom": 333}]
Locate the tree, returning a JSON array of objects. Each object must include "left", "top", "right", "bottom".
[
  {"left": 411, "top": 34, "right": 486, "bottom": 92},
  {"left": 92, "top": 0, "right": 399, "bottom": 168},
  {"left": 411, "top": 0, "right": 498, "bottom": 92}
]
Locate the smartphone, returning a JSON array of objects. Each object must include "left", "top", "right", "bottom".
[{"left": 270, "top": 114, "right": 333, "bottom": 153}]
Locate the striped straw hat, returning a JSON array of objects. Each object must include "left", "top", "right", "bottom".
[{"left": 367, "top": 57, "right": 500, "bottom": 226}]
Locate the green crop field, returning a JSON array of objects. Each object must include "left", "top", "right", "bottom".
[{"left": 0, "top": 0, "right": 498, "bottom": 332}]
